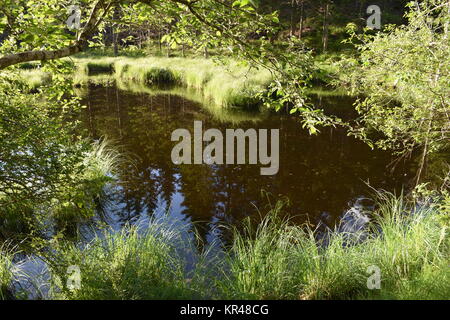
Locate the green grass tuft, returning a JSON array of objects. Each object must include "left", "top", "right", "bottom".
[
  {"left": 45, "top": 192, "right": 449, "bottom": 300},
  {"left": 73, "top": 57, "right": 272, "bottom": 109},
  {"left": 219, "top": 193, "right": 450, "bottom": 300},
  {"left": 0, "top": 246, "right": 14, "bottom": 300},
  {"left": 18, "top": 70, "right": 52, "bottom": 90},
  {"left": 49, "top": 219, "right": 211, "bottom": 300},
  {"left": 86, "top": 61, "right": 114, "bottom": 75}
]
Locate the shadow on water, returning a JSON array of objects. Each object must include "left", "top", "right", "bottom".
[{"left": 78, "top": 84, "right": 418, "bottom": 246}]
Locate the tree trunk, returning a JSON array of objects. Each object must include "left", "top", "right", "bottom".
[
  {"left": 322, "top": 1, "right": 330, "bottom": 53},
  {"left": 290, "top": 0, "right": 295, "bottom": 37},
  {"left": 113, "top": 7, "right": 120, "bottom": 56},
  {"left": 299, "top": 1, "right": 304, "bottom": 40},
  {"left": 113, "top": 32, "right": 119, "bottom": 56}
]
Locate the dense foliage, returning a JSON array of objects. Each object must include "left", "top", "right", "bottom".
[
  {"left": 0, "top": 72, "right": 114, "bottom": 241},
  {"left": 341, "top": 1, "right": 449, "bottom": 157}
]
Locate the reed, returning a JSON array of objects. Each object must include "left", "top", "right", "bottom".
[
  {"left": 219, "top": 193, "right": 450, "bottom": 300},
  {"left": 45, "top": 192, "right": 449, "bottom": 300},
  {"left": 49, "top": 217, "right": 213, "bottom": 300}
]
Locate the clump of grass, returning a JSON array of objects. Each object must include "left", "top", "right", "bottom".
[
  {"left": 119, "top": 59, "right": 180, "bottom": 85},
  {"left": 218, "top": 193, "right": 450, "bottom": 300},
  {"left": 0, "top": 246, "right": 14, "bottom": 300},
  {"left": 73, "top": 56, "right": 272, "bottom": 109},
  {"left": 84, "top": 139, "right": 121, "bottom": 181},
  {"left": 86, "top": 61, "right": 114, "bottom": 75},
  {"left": 144, "top": 67, "right": 177, "bottom": 85},
  {"left": 48, "top": 219, "right": 210, "bottom": 300},
  {"left": 217, "top": 202, "right": 303, "bottom": 299},
  {"left": 18, "top": 70, "right": 52, "bottom": 90},
  {"left": 355, "top": 193, "right": 450, "bottom": 300},
  {"left": 53, "top": 139, "right": 120, "bottom": 223},
  {"left": 203, "top": 66, "right": 269, "bottom": 108},
  {"left": 73, "top": 58, "right": 117, "bottom": 86}
]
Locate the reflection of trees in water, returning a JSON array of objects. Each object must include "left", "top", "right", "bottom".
[
  {"left": 81, "top": 85, "right": 415, "bottom": 246},
  {"left": 83, "top": 86, "right": 194, "bottom": 223}
]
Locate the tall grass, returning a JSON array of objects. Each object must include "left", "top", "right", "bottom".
[
  {"left": 84, "top": 139, "right": 121, "bottom": 181},
  {"left": 220, "top": 193, "right": 450, "bottom": 300},
  {"left": 18, "top": 70, "right": 52, "bottom": 90},
  {"left": 48, "top": 218, "right": 212, "bottom": 300},
  {"left": 73, "top": 57, "right": 272, "bottom": 109},
  {"left": 19, "top": 55, "right": 273, "bottom": 109},
  {"left": 0, "top": 246, "right": 14, "bottom": 300},
  {"left": 44, "top": 192, "right": 449, "bottom": 300}
]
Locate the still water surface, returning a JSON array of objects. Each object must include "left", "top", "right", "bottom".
[
  {"left": 78, "top": 84, "right": 417, "bottom": 245},
  {"left": 11, "top": 84, "right": 422, "bottom": 298}
]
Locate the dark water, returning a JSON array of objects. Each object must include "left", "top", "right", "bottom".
[{"left": 79, "top": 85, "right": 417, "bottom": 244}]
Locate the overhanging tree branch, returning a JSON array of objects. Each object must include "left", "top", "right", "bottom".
[{"left": 0, "top": 0, "right": 112, "bottom": 70}]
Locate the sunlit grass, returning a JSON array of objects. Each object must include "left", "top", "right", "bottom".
[
  {"left": 115, "top": 80, "right": 268, "bottom": 124},
  {"left": 48, "top": 218, "right": 214, "bottom": 300},
  {"left": 0, "top": 246, "right": 14, "bottom": 300},
  {"left": 73, "top": 56, "right": 272, "bottom": 109},
  {"left": 219, "top": 193, "right": 450, "bottom": 300},
  {"left": 18, "top": 70, "right": 52, "bottom": 90},
  {"left": 43, "top": 192, "right": 449, "bottom": 300}
]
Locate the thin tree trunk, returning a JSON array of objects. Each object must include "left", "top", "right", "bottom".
[
  {"left": 290, "top": 0, "right": 295, "bottom": 37},
  {"left": 299, "top": 1, "right": 304, "bottom": 40},
  {"left": 158, "top": 31, "right": 162, "bottom": 52},
  {"left": 113, "top": 7, "right": 120, "bottom": 56},
  {"left": 322, "top": 1, "right": 330, "bottom": 52},
  {"left": 113, "top": 32, "right": 119, "bottom": 56}
]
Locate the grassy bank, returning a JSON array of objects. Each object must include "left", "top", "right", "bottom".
[
  {"left": 17, "top": 53, "right": 341, "bottom": 110},
  {"left": 47, "top": 221, "right": 208, "bottom": 300},
  {"left": 73, "top": 56, "right": 273, "bottom": 109},
  {"left": 221, "top": 194, "right": 449, "bottom": 300},
  {"left": 17, "top": 70, "right": 52, "bottom": 91},
  {"left": 39, "top": 193, "right": 449, "bottom": 300},
  {"left": 0, "top": 247, "right": 13, "bottom": 300},
  {"left": 110, "top": 80, "right": 269, "bottom": 124}
]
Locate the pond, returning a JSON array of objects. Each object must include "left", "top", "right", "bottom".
[{"left": 77, "top": 84, "right": 418, "bottom": 245}]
